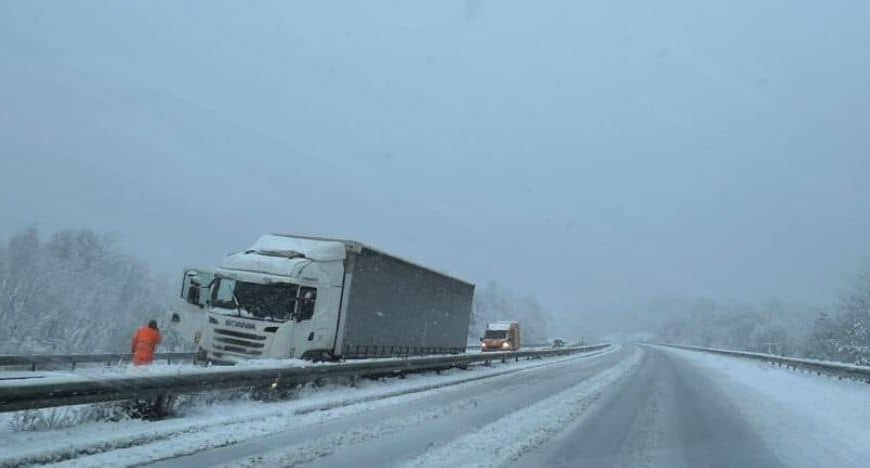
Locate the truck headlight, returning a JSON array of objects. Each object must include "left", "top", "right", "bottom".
[{"left": 502, "top": 342, "right": 510, "bottom": 349}]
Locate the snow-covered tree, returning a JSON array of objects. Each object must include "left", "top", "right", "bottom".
[
  {"left": 837, "top": 270, "right": 870, "bottom": 363},
  {"left": 656, "top": 267, "right": 870, "bottom": 365},
  {"left": 0, "top": 227, "right": 176, "bottom": 354},
  {"left": 469, "top": 281, "right": 549, "bottom": 343},
  {"left": 657, "top": 298, "right": 813, "bottom": 356}
]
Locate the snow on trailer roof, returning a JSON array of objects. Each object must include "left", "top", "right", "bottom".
[
  {"left": 251, "top": 235, "right": 347, "bottom": 262},
  {"left": 487, "top": 321, "right": 518, "bottom": 330},
  {"left": 271, "top": 234, "right": 475, "bottom": 287}
]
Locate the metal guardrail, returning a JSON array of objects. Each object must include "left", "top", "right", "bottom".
[
  {"left": 465, "top": 342, "right": 568, "bottom": 351},
  {"left": 660, "top": 343, "right": 870, "bottom": 383},
  {"left": 0, "top": 344, "right": 610, "bottom": 413},
  {"left": 0, "top": 352, "right": 198, "bottom": 370},
  {"left": 3, "top": 344, "right": 566, "bottom": 369}
]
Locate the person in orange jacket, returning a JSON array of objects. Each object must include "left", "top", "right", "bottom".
[{"left": 131, "top": 320, "right": 162, "bottom": 366}]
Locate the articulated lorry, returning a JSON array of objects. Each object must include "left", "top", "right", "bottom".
[
  {"left": 170, "top": 234, "right": 475, "bottom": 363},
  {"left": 480, "top": 321, "right": 521, "bottom": 352}
]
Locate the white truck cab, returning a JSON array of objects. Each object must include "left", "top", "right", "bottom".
[{"left": 171, "top": 235, "right": 345, "bottom": 363}]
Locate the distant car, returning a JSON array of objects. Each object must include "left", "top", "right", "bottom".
[{"left": 552, "top": 339, "right": 566, "bottom": 348}]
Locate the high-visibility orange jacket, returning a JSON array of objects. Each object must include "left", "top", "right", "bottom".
[{"left": 131, "top": 326, "right": 161, "bottom": 365}]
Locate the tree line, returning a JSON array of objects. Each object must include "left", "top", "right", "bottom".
[
  {"left": 469, "top": 281, "right": 550, "bottom": 344},
  {"left": 656, "top": 270, "right": 870, "bottom": 365}
]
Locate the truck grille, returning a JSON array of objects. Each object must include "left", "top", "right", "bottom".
[
  {"left": 212, "top": 328, "right": 267, "bottom": 356},
  {"left": 214, "top": 345, "right": 262, "bottom": 356},
  {"left": 214, "top": 336, "right": 265, "bottom": 348},
  {"left": 214, "top": 328, "right": 266, "bottom": 341}
]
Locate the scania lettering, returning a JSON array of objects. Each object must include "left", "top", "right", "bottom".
[{"left": 225, "top": 319, "right": 255, "bottom": 330}]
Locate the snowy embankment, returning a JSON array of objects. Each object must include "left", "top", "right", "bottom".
[
  {"left": 0, "top": 347, "right": 613, "bottom": 467},
  {"left": 660, "top": 347, "right": 870, "bottom": 468}
]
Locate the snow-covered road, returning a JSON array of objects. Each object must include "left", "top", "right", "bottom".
[
  {"left": 152, "top": 345, "right": 635, "bottom": 468},
  {"left": 0, "top": 347, "right": 621, "bottom": 467},
  {"left": 143, "top": 349, "right": 626, "bottom": 467},
  {"left": 515, "top": 345, "right": 870, "bottom": 468},
  {"left": 5, "top": 344, "right": 868, "bottom": 467},
  {"left": 517, "top": 346, "right": 782, "bottom": 467}
]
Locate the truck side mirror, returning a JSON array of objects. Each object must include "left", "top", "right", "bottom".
[{"left": 186, "top": 282, "right": 201, "bottom": 305}]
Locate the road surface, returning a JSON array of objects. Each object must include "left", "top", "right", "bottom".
[
  {"left": 15, "top": 344, "right": 866, "bottom": 467},
  {"left": 146, "top": 346, "right": 630, "bottom": 467},
  {"left": 141, "top": 346, "right": 787, "bottom": 467},
  {"left": 516, "top": 346, "right": 783, "bottom": 467}
]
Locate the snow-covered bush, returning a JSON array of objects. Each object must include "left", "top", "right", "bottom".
[{"left": 6, "top": 403, "right": 132, "bottom": 432}]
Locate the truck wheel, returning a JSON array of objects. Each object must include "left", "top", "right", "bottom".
[{"left": 301, "top": 350, "right": 331, "bottom": 362}]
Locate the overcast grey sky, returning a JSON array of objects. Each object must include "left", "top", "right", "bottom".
[{"left": 2, "top": 1, "right": 869, "bottom": 334}]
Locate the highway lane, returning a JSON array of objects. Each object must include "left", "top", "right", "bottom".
[
  {"left": 10, "top": 345, "right": 862, "bottom": 467},
  {"left": 145, "top": 346, "right": 632, "bottom": 468},
  {"left": 515, "top": 346, "right": 784, "bottom": 468}
]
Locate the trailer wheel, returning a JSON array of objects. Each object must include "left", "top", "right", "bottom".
[{"left": 300, "top": 350, "right": 332, "bottom": 362}]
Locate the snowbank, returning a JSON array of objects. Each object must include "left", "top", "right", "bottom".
[{"left": 662, "top": 347, "right": 870, "bottom": 468}]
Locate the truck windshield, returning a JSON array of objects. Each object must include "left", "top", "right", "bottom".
[
  {"left": 484, "top": 330, "right": 507, "bottom": 339},
  {"left": 211, "top": 278, "right": 298, "bottom": 322}
]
